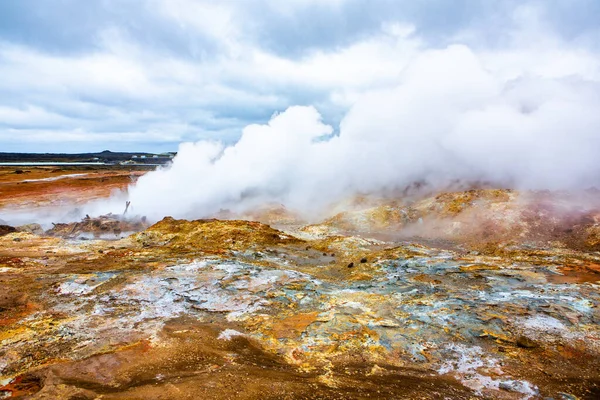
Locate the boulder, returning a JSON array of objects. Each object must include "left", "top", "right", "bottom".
[{"left": 17, "top": 223, "right": 44, "bottom": 235}]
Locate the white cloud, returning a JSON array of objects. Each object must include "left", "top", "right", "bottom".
[
  {"left": 0, "top": 105, "right": 72, "bottom": 127},
  {"left": 0, "top": 0, "right": 599, "bottom": 156},
  {"left": 0, "top": 7, "right": 426, "bottom": 151},
  {"left": 116, "top": 28, "right": 600, "bottom": 219},
  {"left": 152, "top": 0, "right": 240, "bottom": 51}
]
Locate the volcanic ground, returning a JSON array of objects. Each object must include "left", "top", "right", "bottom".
[{"left": 1, "top": 166, "right": 599, "bottom": 399}]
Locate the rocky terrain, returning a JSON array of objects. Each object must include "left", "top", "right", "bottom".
[{"left": 0, "top": 169, "right": 599, "bottom": 399}]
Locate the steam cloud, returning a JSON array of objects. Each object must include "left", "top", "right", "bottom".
[{"left": 121, "top": 41, "right": 600, "bottom": 221}]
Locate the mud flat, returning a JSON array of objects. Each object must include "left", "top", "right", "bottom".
[{"left": 1, "top": 187, "right": 600, "bottom": 399}]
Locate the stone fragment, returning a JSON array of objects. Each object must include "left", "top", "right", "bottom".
[{"left": 516, "top": 335, "right": 539, "bottom": 349}]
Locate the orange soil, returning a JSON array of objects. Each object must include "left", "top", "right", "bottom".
[{"left": 0, "top": 166, "right": 148, "bottom": 209}]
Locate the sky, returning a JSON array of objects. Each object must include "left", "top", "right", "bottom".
[{"left": 0, "top": 0, "right": 599, "bottom": 153}]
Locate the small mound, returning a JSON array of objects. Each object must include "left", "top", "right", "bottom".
[
  {"left": 47, "top": 214, "right": 149, "bottom": 239},
  {"left": 427, "top": 189, "right": 513, "bottom": 217},
  {"left": 324, "top": 205, "right": 414, "bottom": 233},
  {"left": 135, "top": 217, "right": 303, "bottom": 252},
  {"left": 0, "top": 225, "right": 17, "bottom": 237},
  {"left": 318, "top": 189, "right": 600, "bottom": 252},
  {"left": 235, "top": 203, "right": 304, "bottom": 226}
]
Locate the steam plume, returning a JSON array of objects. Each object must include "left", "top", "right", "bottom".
[{"left": 122, "top": 42, "right": 600, "bottom": 220}]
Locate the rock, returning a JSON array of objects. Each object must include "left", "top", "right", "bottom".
[
  {"left": 46, "top": 214, "right": 149, "bottom": 239},
  {"left": 499, "top": 380, "right": 538, "bottom": 396},
  {"left": 137, "top": 217, "right": 303, "bottom": 252},
  {"left": 558, "top": 393, "right": 580, "bottom": 400},
  {"left": 516, "top": 335, "right": 539, "bottom": 349},
  {"left": 0, "top": 292, "right": 29, "bottom": 312},
  {"left": 2, "top": 189, "right": 600, "bottom": 398},
  {"left": 0, "top": 225, "right": 17, "bottom": 237},
  {"left": 17, "top": 223, "right": 44, "bottom": 235}
]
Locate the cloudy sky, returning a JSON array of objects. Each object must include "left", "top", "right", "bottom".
[{"left": 1, "top": 0, "right": 599, "bottom": 153}]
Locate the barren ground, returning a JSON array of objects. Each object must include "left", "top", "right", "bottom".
[{"left": 1, "top": 167, "right": 599, "bottom": 399}]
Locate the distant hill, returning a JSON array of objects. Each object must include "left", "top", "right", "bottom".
[{"left": 0, "top": 151, "right": 177, "bottom": 164}]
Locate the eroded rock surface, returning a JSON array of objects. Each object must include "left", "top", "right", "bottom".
[
  {"left": 46, "top": 214, "right": 149, "bottom": 240},
  {"left": 1, "top": 190, "right": 600, "bottom": 399},
  {"left": 320, "top": 189, "right": 600, "bottom": 252}
]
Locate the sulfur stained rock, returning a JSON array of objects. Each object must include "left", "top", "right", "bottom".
[
  {"left": 271, "top": 312, "right": 320, "bottom": 339},
  {"left": 2, "top": 189, "right": 600, "bottom": 399},
  {"left": 1, "top": 232, "right": 599, "bottom": 398},
  {"left": 315, "top": 189, "right": 600, "bottom": 253},
  {"left": 134, "top": 217, "right": 303, "bottom": 253}
]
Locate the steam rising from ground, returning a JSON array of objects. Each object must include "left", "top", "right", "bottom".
[{"left": 123, "top": 42, "right": 600, "bottom": 220}]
